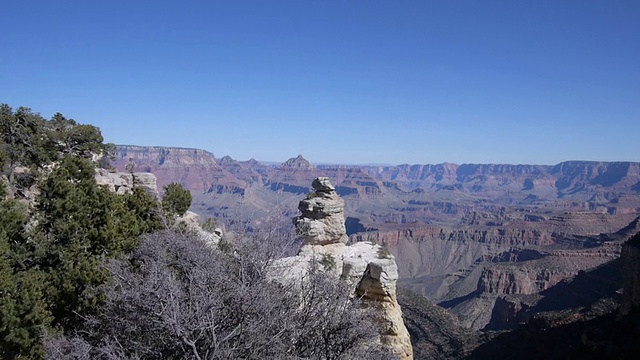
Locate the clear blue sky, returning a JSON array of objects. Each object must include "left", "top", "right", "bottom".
[{"left": 1, "top": 1, "right": 638, "bottom": 165}]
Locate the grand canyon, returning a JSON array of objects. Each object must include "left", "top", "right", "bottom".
[{"left": 114, "top": 145, "right": 640, "bottom": 358}]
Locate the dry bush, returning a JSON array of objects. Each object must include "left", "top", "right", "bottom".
[{"left": 44, "top": 230, "right": 390, "bottom": 359}]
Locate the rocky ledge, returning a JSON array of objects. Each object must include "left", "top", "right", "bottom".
[{"left": 95, "top": 168, "right": 159, "bottom": 197}]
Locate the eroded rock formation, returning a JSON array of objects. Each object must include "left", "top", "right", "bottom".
[
  {"left": 95, "top": 168, "right": 159, "bottom": 197},
  {"left": 277, "top": 177, "right": 413, "bottom": 359},
  {"left": 293, "top": 177, "right": 348, "bottom": 245}
]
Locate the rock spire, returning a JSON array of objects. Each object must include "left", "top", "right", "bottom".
[
  {"left": 282, "top": 177, "right": 413, "bottom": 359},
  {"left": 293, "top": 177, "right": 348, "bottom": 245}
]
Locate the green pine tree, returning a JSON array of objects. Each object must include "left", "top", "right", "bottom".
[
  {"left": 0, "top": 195, "right": 51, "bottom": 359},
  {"left": 162, "top": 182, "right": 192, "bottom": 217}
]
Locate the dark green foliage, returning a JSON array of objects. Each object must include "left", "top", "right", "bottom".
[
  {"left": 0, "top": 104, "right": 114, "bottom": 192},
  {"left": 0, "top": 267, "right": 51, "bottom": 359},
  {"left": 0, "top": 195, "right": 51, "bottom": 359},
  {"left": 0, "top": 105, "right": 51, "bottom": 186},
  {"left": 162, "top": 182, "right": 192, "bottom": 216},
  {"left": 36, "top": 156, "right": 163, "bottom": 331},
  {"left": 123, "top": 186, "right": 165, "bottom": 235},
  {"left": 0, "top": 140, "right": 6, "bottom": 173},
  {"left": 48, "top": 112, "right": 108, "bottom": 158},
  {"left": 1, "top": 103, "right": 384, "bottom": 359},
  {"left": 0, "top": 104, "right": 167, "bottom": 358}
]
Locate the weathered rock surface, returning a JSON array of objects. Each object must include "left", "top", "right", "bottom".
[
  {"left": 478, "top": 266, "right": 577, "bottom": 295},
  {"left": 176, "top": 210, "right": 222, "bottom": 246},
  {"left": 95, "top": 169, "right": 159, "bottom": 197},
  {"left": 293, "top": 177, "right": 348, "bottom": 245},
  {"left": 275, "top": 178, "right": 413, "bottom": 359},
  {"left": 96, "top": 169, "right": 221, "bottom": 245}
]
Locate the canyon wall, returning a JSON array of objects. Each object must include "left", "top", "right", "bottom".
[{"left": 112, "top": 146, "right": 640, "bottom": 333}]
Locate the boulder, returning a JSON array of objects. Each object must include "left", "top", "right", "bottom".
[
  {"left": 312, "top": 176, "right": 335, "bottom": 192},
  {"left": 132, "top": 173, "right": 159, "bottom": 197}
]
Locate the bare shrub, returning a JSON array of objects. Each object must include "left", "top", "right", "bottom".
[{"left": 44, "top": 229, "right": 390, "bottom": 359}]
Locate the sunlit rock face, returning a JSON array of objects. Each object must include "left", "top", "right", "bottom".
[
  {"left": 95, "top": 169, "right": 159, "bottom": 197},
  {"left": 276, "top": 177, "right": 413, "bottom": 359},
  {"left": 293, "top": 177, "right": 349, "bottom": 246}
]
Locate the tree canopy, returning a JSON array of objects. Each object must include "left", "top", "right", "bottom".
[
  {"left": 162, "top": 181, "right": 192, "bottom": 217},
  {"left": 0, "top": 104, "right": 163, "bottom": 358}
]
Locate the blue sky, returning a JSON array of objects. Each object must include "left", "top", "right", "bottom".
[{"left": 1, "top": 1, "right": 638, "bottom": 165}]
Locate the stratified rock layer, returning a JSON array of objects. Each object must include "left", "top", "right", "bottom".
[
  {"left": 293, "top": 177, "right": 348, "bottom": 245},
  {"left": 278, "top": 178, "right": 413, "bottom": 359}
]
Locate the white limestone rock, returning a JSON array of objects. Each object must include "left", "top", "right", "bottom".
[
  {"left": 277, "top": 177, "right": 413, "bottom": 359},
  {"left": 293, "top": 178, "right": 348, "bottom": 245},
  {"left": 95, "top": 169, "right": 159, "bottom": 197}
]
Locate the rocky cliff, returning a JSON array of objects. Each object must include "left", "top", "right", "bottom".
[
  {"left": 113, "top": 145, "right": 640, "bottom": 229},
  {"left": 468, "top": 231, "right": 640, "bottom": 359},
  {"left": 275, "top": 178, "right": 413, "bottom": 359},
  {"left": 114, "top": 145, "right": 229, "bottom": 192},
  {"left": 357, "top": 216, "right": 639, "bottom": 330}
]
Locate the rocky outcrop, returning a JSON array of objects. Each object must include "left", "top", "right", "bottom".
[
  {"left": 95, "top": 169, "right": 159, "bottom": 197},
  {"left": 96, "top": 169, "right": 222, "bottom": 245},
  {"left": 293, "top": 177, "right": 348, "bottom": 245},
  {"left": 176, "top": 210, "right": 223, "bottom": 246},
  {"left": 276, "top": 178, "right": 413, "bottom": 359}
]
